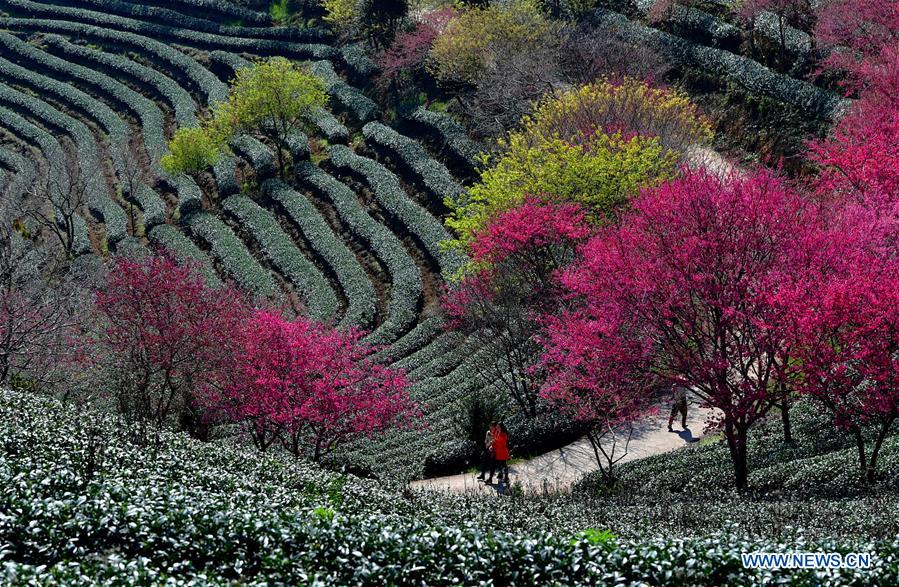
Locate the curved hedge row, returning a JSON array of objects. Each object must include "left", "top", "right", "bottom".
[
  {"left": 0, "top": 80, "right": 128, "bottom": 244},
  {"left": 351, "top": 343, "right": 497, "bottom": 479},
  {"left": 586, "top": 7, "right": 849, "bottom": 120},
  {"left": 222, "top": 194, "right": 339, "bottom": 322},
  {"left": 213, "top": 156, "right": 240, "bottom": 199},
  {"left": 0, "top": 15, "right": 229, "bottom": 105},
  {"left": 0, "top": 51, "right": 129, "bottom": 145},
  {"left": 230, "top": 135, "right": 277, "bottom": 181},
  {"left": 634, "top": 0, "right": 812, "bottom": 57},
  {"left": 183, "top": 211, "right": 277, "bottom": 298},
  {"left": 282, "top": 128, "right": 310, "bottom": 163},
  {"left": 172, "top": 175, "right": 203, "bottom": 218},
  {"left": 310, "top": 107, "right": 350, "bottom": 142},
  {"left": 262, "top": 178, "right": 376, "bottom": 329},
  {"left": 130, "top": 183, "right": 166, "bottom": 229},
  {"left": 405, "top": 107, "right": 483, "bottom": 172},
  {"left": 373, "top": 316, "right": 444, "bottom": 365},
  {"left": 392, "top": 329, "right": 466, "bottom": 374},
  {"left": 62, "top": 0, "right": 330, "bottom": 42},
  {"left": 0, "top": 38, "right": 173, "bottom": 237},
  {"left": 148, "top": 224, "right": 221, "bottom": 287},
  {"left": 329, "top": 145, "right": 464, "bottom": 276},
  {"left": 0, "top": 106, "right": 92, "bottom": 256},
  {"left": 138, "top": 0, "right": 271, "bottom": 26},
  {"left": 136, "top": 0, "right": 272, "bottom": 27},
  {"left": 0, "top": 1, "right": 335, "bottom": 63},
  {"left": 41, "top": 35, "right": 199, "bottom": 127},
  {"left": 362, "top": 122, "right": 464, "bottom": 204},
  {"left": 309, "top": 60, "right": 380, "bottom": 125},
  {"left": 113, "top": 235, "right": 151, "bottom": 258},
  {"left": 339, "top": 42, "right": 379, "bottom": 85},
  {"left": 291, "top": 164, "right": 421, "bottom": 341},
  {"left": 0, "top": 147, "right": 35, "bottom": 211},
  {"left": 0, "top": 32, "right": 167, "bottom": 161}
]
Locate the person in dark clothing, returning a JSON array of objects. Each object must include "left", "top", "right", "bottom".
[
  {"left": 668, "top": 386, "right": 688, "bottom": 431},
  {"left": 477, "top": 422, "right": 497, "bottom": 481}
]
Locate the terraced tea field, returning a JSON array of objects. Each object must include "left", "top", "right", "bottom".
[{"left": 0, "top": 0, "right": 491, "bottom": 479}]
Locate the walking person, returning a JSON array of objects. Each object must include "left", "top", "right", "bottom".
[
  {"left": 487, "top": 423, "right": 510, "bottom": 484},
  {"left": 477, "top": 422, "right": 497, "bottom": 481},
  {"left": 668, "top": 385, "right": 689, "bottom": 432}
]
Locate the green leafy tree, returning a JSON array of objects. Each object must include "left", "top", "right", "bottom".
[
  {"left": 161, "top": 126, "right": 224, "bottom": 178},
  {"left": 218, "top": 57, "right": 328, "bottom": 178},
  {"left": 163, "top": 58, "right": 328, "bottom": 181},
  {"left": 447, "top": 131, "right": 676, "bottom": 247},
  {"left": 429, "top": 0, "right": 558, "bottom": 86}
]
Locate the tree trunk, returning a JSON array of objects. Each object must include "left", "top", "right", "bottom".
[
  {"left": 781, "top": 400, "right": 792, "bottom": 444},
  {"left": 724, "top": 419, "right": 749, "bottom": 491},
  {"left": 866, "top": 416, "right": 896, "bottom": 484},
  {"left": 851, "top": 424, "right": 867, "bottom": 483}
]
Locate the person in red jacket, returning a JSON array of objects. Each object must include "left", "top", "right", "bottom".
[{"left": 486, "top": 422, "right": 509, "bottom": 484}]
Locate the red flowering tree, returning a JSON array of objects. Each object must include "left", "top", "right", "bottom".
[
  {"left": 810, "top": 46, "right": 899, "bottom": 208},
  {"left": 540, "top": 304, "right": 658, "bottom": 484},
  {"left": 786, "top": 233, "right": 899, "bottom": 483},
  {"left": 87, "top": 255, "right": 248, "bottom": 436},
  {"left": 207, "top": 310, "right": 419, "bottom": 460},
  {"left": 546, "top": 170, "right": 824, "bottom": 489},
  {"left": 375, "top": 7, "right": 456, "bottom": 100},
  {"left": 815, "top": 0, "right": 899, "bottom": 90},
  {"left": 443, "top": 198, "right": 591, "bottom": 417}
]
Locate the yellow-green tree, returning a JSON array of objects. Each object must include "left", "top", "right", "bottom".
[
  {"left": 524, "top": 78, "right": 713, "bottom": 155},
  {"left": 446, "top": 77, "right": 710, "bottom": 248},
  {"left": 163, "top": 58, "right": 328, "bottom": 181},
  {"left": 447, "top": 131, "right": 677, "bottom": 247},
  {"left": 219, "top": 58, "right": 328, "bottom": 178},
  {"left": 322, "top": 0, "right": 360, "bottom": 37},
  {"left": 428, "top": 0, "right": 557, "bottom": 86},
  {"left": 160, "top": 126, "right": 224, "bottom": 178}
]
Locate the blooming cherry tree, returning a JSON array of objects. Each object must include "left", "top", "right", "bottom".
[
  {"left": 209, "top": 310, "right": 419, "bottom": 460},
  {"left": 444, "top": 198, "right": 591, "bottom": 417},
  {"left": 88, "top": 255, "right": 248, "bottom": 435},
  {"left": 547, "top": 170, "right": 824, "bottom": 489}
]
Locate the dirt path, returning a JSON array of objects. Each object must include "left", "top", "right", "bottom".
[{"left": 410, "top": 399, "right": 719, "bottom": 495}]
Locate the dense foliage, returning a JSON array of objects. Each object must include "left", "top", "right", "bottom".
[{"left": 2, "top": 390, "right": 898, "bottom": 585}]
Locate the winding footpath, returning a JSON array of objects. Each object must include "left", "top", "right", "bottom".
[{"left": 410, "top": 400, "right": 719, "bottom": 495}]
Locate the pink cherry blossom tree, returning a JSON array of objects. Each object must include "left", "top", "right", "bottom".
[
  {"left": 814, "top": 0, "right": 899, "bottom": 91},
  {"left": 207, "top": 310, "right": 420, "bottom": 460},
  {"left": 540, "top": 304, "right": 658, "bottom": 484},
  {"left": 786, "top": 240, "right": 899, "bottom": 483},
  {"left": 443, "top": 198, "right": 591, "bottom": 417},
  {"left": 86, "top": 255, "right": 248, "bottom": 438},
  {"left": 546, "top": 169, "right": 825, "bottom": 489},
  {"left": 375, "top": 7, "right": 456, "bottom": 100},
  {"left": 810, "top": 45, "right": 899, "bottom": 209}
]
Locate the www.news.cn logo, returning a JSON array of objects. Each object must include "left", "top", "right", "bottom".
[{"left": 742, "top": 552, "right": 872, "bottom": 570}]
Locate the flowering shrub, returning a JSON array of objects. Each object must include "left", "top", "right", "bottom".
[
  {"left": 203, "top": 309, "right": 419, "bottom": 459},
  {"left": 524, "top": 77, "right": 713, "bottom": 156},
  {"left": 447, "top": 130, "right": 675, "bottom": 247}
]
